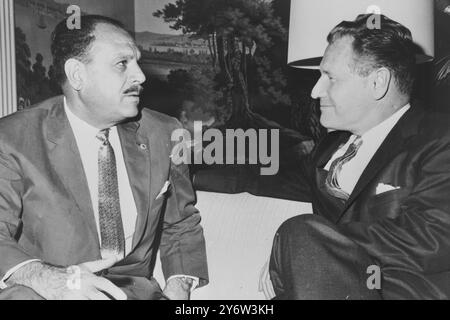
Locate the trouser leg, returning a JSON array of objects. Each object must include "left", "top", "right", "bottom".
[
  {"left": 269, "top": 214, "right": 381, "bottom": 300},
  {"left": 106, "top": 274, "right": 167, "bottom": 300}
]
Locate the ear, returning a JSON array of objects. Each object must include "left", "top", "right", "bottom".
[
  {"left": 64, "top": 58, "right": 85, "bottom": 91},
  {"left": 370, "top": 67, "right": 391, "bottom": 100}
]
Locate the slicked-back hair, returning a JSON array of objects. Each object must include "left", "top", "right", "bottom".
[
  {"left": 51, "top": 15, "right": 130, "bottom": 86},
  {"left": 327, "top": 14, "right": 416, "bottom": 96}
]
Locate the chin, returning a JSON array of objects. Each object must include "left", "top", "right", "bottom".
[
  {"left": 321, "top": 117, "right": 342, "bottom": 132},
  {"left": 125, "top": 108, "right": 139, "bottom": 118},
  {"left": 320, "top": 109, "right": 343, "bottom": 130},
  {"left": 116, "top": 109, "right": 138, "bottom": 122},
  {"left": 320, "top": 115, "right": 332, "bottom": 129}
]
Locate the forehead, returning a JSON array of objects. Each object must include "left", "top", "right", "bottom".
[
  {"left": 320, "top": 36, "right": 355, "bottom": 74},
  {"left": 88, "top": 23, "right": 139, "bottom": 59}
]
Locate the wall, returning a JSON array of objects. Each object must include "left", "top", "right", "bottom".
[{"left": 14, "top": 0, "right": 135, "bottom": 70}]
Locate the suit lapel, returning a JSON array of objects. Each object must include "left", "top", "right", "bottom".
[
  {"left": 117, "top": 121, "right": 151, "bottom": 251},
  {"left": 314, "top": 131, "right": 351, "bottom": 169},
  {"left": 45, "top": 97, "right": 100, "bottom": 252},
  {"left": 338, "top": 105, "right": 425, "bottom": 220}
]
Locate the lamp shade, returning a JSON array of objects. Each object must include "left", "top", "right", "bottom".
[{"left": 288, "top": 0, "right": 434, "bottom": 68}]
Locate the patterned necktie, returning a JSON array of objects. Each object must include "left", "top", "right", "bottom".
[
  {"left": 325, "top": 136, "right": 363, "bottom": 200},
  {"left": 96, "top": 129, "right": 125, "bottom": 259}
]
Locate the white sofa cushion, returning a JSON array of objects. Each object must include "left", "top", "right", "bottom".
[{"left": 153, "top": 191, "right": 312, "bottom": 300}]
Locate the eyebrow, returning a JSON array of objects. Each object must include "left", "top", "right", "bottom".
[
  {"left": 319, "top": 67, "right": 331, "bottom": 76},
  {"left": 114, "top": 54, "right": 134, "bottom": 60},
  {"left": 113, "top": 52, "right": 141, "bottom": 61}
]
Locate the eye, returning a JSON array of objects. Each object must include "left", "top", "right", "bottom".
[{"left": 117, "top": 60, "right": 127, "bottom": 69}]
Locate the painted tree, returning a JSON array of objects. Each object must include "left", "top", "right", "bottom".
[
  {"left": 433, "top": 0, "right": 450, "bottom": 113},
  {"left": 15, "top": 28, "right": 61, "bottom": 106},
  {"left": 31, "top": 53, "right": 55, "bottom": 104},
  {"left": 15, "top": 27, "right": 32, "bottom": 104},
  {"left": 435, "top": 0, "right": 450, "bottom": 86},
  {"left": 154, "top": 0, "right": 286, "bottom": 127}
]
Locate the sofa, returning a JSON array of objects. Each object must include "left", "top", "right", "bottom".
[{"left": 153, "top": 190, "right": 312, "bottom": 300}]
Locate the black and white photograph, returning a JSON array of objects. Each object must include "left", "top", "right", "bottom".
[{"left": 0, "top": 0, "right": 450, "bottom": 308}]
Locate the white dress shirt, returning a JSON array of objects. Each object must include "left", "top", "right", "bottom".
[
  {"left": 67, "top": 100, "right": 198, "bottom": 289},
  {"left": 325, "top": 104, "right": 410, "bottom": 196},
  {"left": 64, "top": 101, "right": 137, "bottom": 258}
]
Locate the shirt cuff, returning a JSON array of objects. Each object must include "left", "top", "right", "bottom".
[
  {"left": 0, "top": 259, "right": 41, "bottom": 289},
  {"left": 167, "top": 275, "right": 199, "bottom": 291}
]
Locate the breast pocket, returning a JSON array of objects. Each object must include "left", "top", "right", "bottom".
[{"left": 367, "top": 189, "right": 410, "bottom": 218}]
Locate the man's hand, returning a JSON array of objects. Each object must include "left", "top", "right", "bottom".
[
  {"left": 163, "top": 277, "right": 192, "bottom": 300},
  {"left": 6, "top": 257, "right": 127, "bottom": 300}
]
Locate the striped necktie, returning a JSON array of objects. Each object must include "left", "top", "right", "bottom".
[
  {"left": 96, "top": 129, "right": 125, "bottom": 260},
  {"left": 325, "top": 136, "right": 363, "bottom": 200}
]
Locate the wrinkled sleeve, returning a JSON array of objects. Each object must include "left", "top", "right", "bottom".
[
  {"left": 0, "top": 150, "right": 37, "bottom": 280},
  {"left": 159, "top": 120, "right": 208, "bottom": 287}
]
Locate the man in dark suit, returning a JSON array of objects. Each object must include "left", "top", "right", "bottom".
[
  {"left": 269, "top": 14, "right": 450, "bottom": 299},
  {"left": 0, "top": 15, "right": 207, "bottom": 300}
]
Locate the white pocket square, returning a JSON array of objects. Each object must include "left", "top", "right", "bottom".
[
  {"left": 376, "top": 183, "right": 400, "bottom": 195},
  {"left": 156, "top": 181, "right": 171, "bottom": 200}
]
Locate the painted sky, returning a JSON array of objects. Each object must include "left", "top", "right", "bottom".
[
  {"left": 135, "top": 0, "right": 181, "bottom": 34},
  {"left": 55, "top": 0, "right": 180, "bottom": 35}
]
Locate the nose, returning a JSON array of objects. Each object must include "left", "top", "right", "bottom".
[
  {"left": 130, "top": 62, "right": 146, "bottom": 85},
  {"left": 311, "top": 75, "right": 327, "bottom": 100}
]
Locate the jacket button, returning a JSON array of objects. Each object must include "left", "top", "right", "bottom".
[{"left": 139, "top": 143, "right": 147, "bottom": 150}]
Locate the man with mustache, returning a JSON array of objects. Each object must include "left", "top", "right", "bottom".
[
  {"left": 269, "top": 14, "right": 450, "bottom": 299},
  {"left": 0, "top": 15, "right": 208, "bottom": 300}
]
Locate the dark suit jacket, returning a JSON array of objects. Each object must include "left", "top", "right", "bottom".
[
  {"left": 292, "top": 103, "right": 450, "bottom": 299},
  {"left": 0, "top": 96, "right": 208, "bottom": 298},
  {"left": 191, "top": 102, "right": 450, "bottom": 298}
]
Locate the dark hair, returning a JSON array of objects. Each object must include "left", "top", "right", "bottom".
[
  {"left": 51, "top": 15, "right": 130, "bottom": 86},
  {"left": 327, "top": 14, "right": 416, "bottom": 96}
]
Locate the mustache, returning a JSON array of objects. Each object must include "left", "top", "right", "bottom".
[{"left": 123, "top": 85, "right": 143, "bottom": 95}]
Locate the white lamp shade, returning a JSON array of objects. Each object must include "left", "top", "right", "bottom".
[{"left": 288, "top": 0, "right": 434, "bottom": 68}]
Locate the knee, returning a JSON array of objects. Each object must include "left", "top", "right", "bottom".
[
  {"left": 277, "top": 214, "right": 324, "bottom": 238},
  {"left": 274, "top": 214, "right": 338, "bottom": 251},
  {"left": 271, "top": 215, "right": 327, "bottom": 279}
]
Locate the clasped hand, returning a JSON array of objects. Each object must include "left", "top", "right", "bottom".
[{"left": 61, "top": 257, "right": 127, "bottom": 300}]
